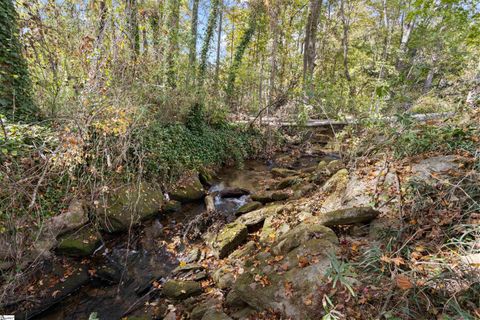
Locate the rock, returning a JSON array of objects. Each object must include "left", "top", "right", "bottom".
[
  {"left": 272, "top": 222, "right": 338, "bottom": 256},
  {"left": 97, "top": 183, "right": 164, "bottom": 233},
  {"left": 191, "top": 302, "right": 215, "bottom": 320},
  {"left": 230, "top": 307, "right": 256, "bottom": 319},
  {"left": 211, "top": 222, "right": 248, "bottom": 258},
  {"left": 251, "top": 191, "right": 290, "bottom": 203},
  {"left": 212, "top": 266, "right": 235, "bottom": 289},
  {"left": 229, "top": 241, "right": 256, "bottom": 259},
  {"left": 231, "top": 222, "right": 339, "bottom": 319},
  {"left": 235, "top": 201, "right": 262, "bottom": 216},
  {"left": 172, "top": 263, "right": 204, "bottom": 275},
  {"left": 202, "top": 310, "right": 232, "bottom": 320},
  {"left": 237, "top": 205, "right": 284, "bottom": 227},
  {"left": 94, "top": 260, "right": 123, "bottom": 284},
  {"left": 275, "top": 177, "right": 300, "bottom": 190},
  {"left": 326, "top": 159, "right": 345, "bottom": 175},
  {"left": 185, "top": 247, "right": 202, "bottom": 263},
  {"left": 163, "top": 200, "right": 181, "bottom": 213},
  {"left": 411, "top": 155, "right": 466, "bottom": 184},
  {"left": 56, "top": 226, "right": 101, "bottom": 257},
  {"left": 162, "top": 280, "right": 202, "bottom": 300},
  {"left": 47, "top": 199, "right": 89, "bottom": 237},
  {"left": 219, "top": 187, "right": 250, "bottom": 198},
  {"left": 199, "top": 169, "right": 215, "bottom": 187},
  {"left": 317, "top": 207, "right": 380, "bottom": 226},
  {"left": 14, "top": 262, "right": 90, "bottom": 319},
  {"left": 460, "top": 254, "right": 480, "bottom": 267},
  {"left": 321, "top": 168, "right": 349, "bottom": 193},
  {"left": 317, "top": 160, "right": 328, "bottom": 172},
  {"left": 298, "top": 211, "right": 313, "bottom": 221},
  {"left": 170, "top": 176, "right": 205, "bottom": 203},
  {"left": 225, "top": 290, "right": 248, "bottom": 308},
  {"left": 205, "top": 195, "right": 216, "bottom": 212},
  {"left": 271, "top": 167, "right": 299, "bottom": 178}
]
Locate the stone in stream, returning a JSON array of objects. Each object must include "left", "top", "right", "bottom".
[
  {"left": 199, "top": 168, "right": 215, "bottom": 187},
  {"left": 170, "top": 176, "right": 205, "bottom": 203},
  {"left": 163, "top": 280, "right": 202, "bottom": 300},
  {"left": 326, "top": 159, "right": 345, "bottom": 175},
  {"left": 210, "top": 222, "right": 248, "bottom": 258},
  {"left": 270, "top": 167, "right": 300, "bottom": 178},
  {"left": 316, "top": 207, "right": 380, "bottom": 226},
  {"left": 235, "top": 201, "right": 262, "bottom": 216},
  {"left": 96, "top": 182, "right": 164, "bottom": 233},
  {"left": 46, "top": 199, "right": 89, "bottom": 237},
  {"left": 56, "top": 225, "right": 101, "bottom": 257},
  {"left": 218, "top": 187, "right": 250, "bottom": 198},
  {"left": 163, "top": 199, "right": 182, "bottom": 213}
]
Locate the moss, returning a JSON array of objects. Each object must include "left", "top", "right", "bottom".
[{"left": 57, "top": 226, "right": 101, "bottom": 257}]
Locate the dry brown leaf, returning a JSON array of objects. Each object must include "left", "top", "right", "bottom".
[{"left": 396, "top": 274, "right": 413, "bottom": 290}]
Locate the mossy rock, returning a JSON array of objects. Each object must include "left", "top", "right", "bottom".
[
  {"left": 211, "top": 222, "right": 248, "bottom": 258},
  {"left": 163, "top": 280, "right": 202, "bottom": 300},
  {"left": 199, "top": 168, "right": 215, "bottom": 187},
  {"left": 163, "top": 200, "right": 181, "bottom": 213},
  {"left": 275, "top": 177, "right": 300, "bottom": 190},
  {"left": 326, "top": 160, "right": 345, "bottom": 175},
  {"left": 235, "top": 201, "right": 262, "bottom": 216},
  {"left": 96, "top": 183, "right": 164, "bottom": 233},
  {"left": 170, "top": 176, "right": 205, "bottom": 203},
  {"left": 251, "top": 191, "right": 290, "bottom": 203},
  {"left": 202, "top": 310, "right": 233, "bottom": 320},
  {"left": 57, "top": 226, "right": 101, "bottom": 257},
  {"left": 271, "top": 167, "right": 299, "bottom": 178},
  {"left": 237, "top": 205, "right": 284, "bottom": 227}
]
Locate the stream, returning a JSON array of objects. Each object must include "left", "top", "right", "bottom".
[{"left": 22, "top": 129, "right": 337, "bottom": 320}]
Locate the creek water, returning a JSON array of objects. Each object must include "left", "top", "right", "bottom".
[{"left": 28, "top": 132, "right": 336, "bottom": 320}]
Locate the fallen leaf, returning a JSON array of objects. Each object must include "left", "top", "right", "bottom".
[{"left": 396, "top": 274, "right": 413, "bottom": 290}]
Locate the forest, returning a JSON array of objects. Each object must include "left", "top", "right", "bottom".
[{"left": 0, "top": 0, "right": 479, "bottom": 319}]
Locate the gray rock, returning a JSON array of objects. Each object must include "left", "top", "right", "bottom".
[
  {"left": 251, "top": 191, "right": 290, "bottom": 203},
  {"left": 317, "top": 207, "right": 380, "bottom": 226},
  {"left": 47, "top": 199, "right": 89, "bottom": 237},
  {"left": 275, "top": 177, "right": 300, "bottom": 190},
  {"left": 229, "top": 241, "right": 256, "bottom": 259},
  {"left": 162, "top": 280, "right": 202, "bottom": 300},
  {"left": 212, "top": 266, "right": 235, "bottom": 289},
  {"left": 163, "top": 200, "right": 182, "bottom": 213},
  {"left": 411, "top": 155, "right": 466, "bottom": 183},
  {"left": 237, "top": 205, "right": 284, "bottom": 227},
  {"left": 219, "top": 187, "right": 250, "bottom": 198}
]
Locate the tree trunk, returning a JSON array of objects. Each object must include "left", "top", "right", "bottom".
[
  {"left": 340, "top": 0, "right": 351, "bottom": 82},
  {"left": 226, "top": 2, "right": 263, "bottom": 106},
  {"left": 0, "top": 0, "right": 39, "bottom": 121},
  {"left": 189, "top": 0, "right": 200, "bottom": 85},
  {"left": 126, "top": 0, "right": 140, "bottom": 59},
  {"left": 214, "top": 0, "right": 223, "bottom": 89},
  {"left": 198, "top": 0, "right": 221, "bottom": 87},
  {"left": 167, "top": 0, "right": 180, "bottom": 88},
  {"left": 268, "top": 1, "right": 280, "bottom": 104},
  {"left": 303, "top": 0, "right": 322, "bottom": 93}
]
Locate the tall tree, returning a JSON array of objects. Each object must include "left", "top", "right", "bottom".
[
  {"left": 198, "top": 0, "right": 221, "bottom": 87},
  {"left": 0, "top": 0, "right": 39, "bottom": 121},
  {"left": 188, "top": 0, "right": 200, "bottom": 85},
  {"left": 214, "top": 0, "right": 223, "bottom": 89},
  {"left": 303, "top": 0, "right": 322, "bottom": 94},
  {"left": 166, "top": 0, "right": 180, "bottom": 88},
  {"left": 225, "top": 1, "right": 262, "bottom": 106},
  {"left": 126, "top": 0, "right": 140, "bottom": 58}
]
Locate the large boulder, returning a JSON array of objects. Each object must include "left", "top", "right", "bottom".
[
  {"left": 275, "top": 177, "right": 300, "bottom": 190},
  {"left": 163, "top": 280, "right": 202, "bottom": 300},
  {"left": 202, "top": 310, "right": 233, "bottom": 320},
  {"left": 411, "top": 155, "right": 467, "bottom": 184},
  {"left": 230, "top": 221, "right": 339, "bottom": 319},
  {"left": 56, "top": 225, "right": 101, "bottom": 257},
  {"left": 210, "top": 222, "right": 248, "bottom": 258},
  {"left": 219, "top": 187, "right": 250, "bottom": 198},
  {"left": 317, "top": 207, "right": 380, "bottom": 226},
  {"left": 97, "top": 183, "right": 164, "bottom": 233},
  {"left": 170, "top": 176, "right": 205, "bottom": 203}
]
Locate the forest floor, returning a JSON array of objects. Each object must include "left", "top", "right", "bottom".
[{"left": 2, "top": 111, "right": 480, "bottom": 320}]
